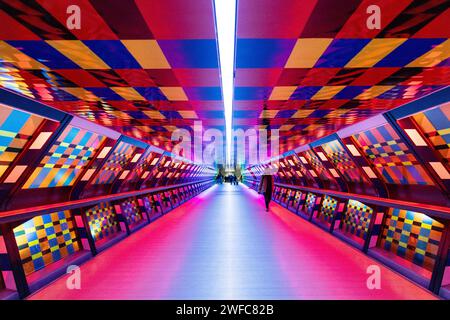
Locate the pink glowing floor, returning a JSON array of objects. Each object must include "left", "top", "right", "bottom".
[{"left": 29, "top": 184, "right": 437, "bottom": 300}]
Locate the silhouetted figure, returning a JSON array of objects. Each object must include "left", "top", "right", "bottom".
[{"left": 258, "top": 174, "right": 274, "bottom": 212}]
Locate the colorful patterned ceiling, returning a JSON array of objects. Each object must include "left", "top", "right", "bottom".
[
  {"left": 0, "top": 0, "right": 449, "bottom": 157},
  {"left": 0, "top": 0, "right": 224, "bottom": 151},
  {"left": 234, "top": 0, "right": 450, "bottom": 153}
]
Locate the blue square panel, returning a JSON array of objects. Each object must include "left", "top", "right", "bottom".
[
  {"left": 314, "top": 39, "right": 370, "bottom": 68},
  {"left": 195, "top": 110, "right": 225, "bottom": 119},
  {"left": 236, "top": 39, "right": 296, "bottom": 68},
  {"left": 158, "top": 40, "right": 219, "bottom": 68},
  {"left": 333, "top": 86, "right": 369, "bottom": 99},
  {"left": 233, "top": 110, "right": 260, "bottom": 118},
  {"left": 275, "top": 110, "right": 297, "bottom": 118},
  {"left": 309, "top": 110, "right": 332, "bottom": 118},
  {"left": 135, "top": 87, "right": 167, "bottom": 100},
  {"left": 234, "top": 87, "right": 272, "bottom": 100},
  {"left": 87, "top": 88, "right": 124, "bottom": 100},
  {"left": 185, "top": 87, "right": 222, "bottom": 100},
  {"left": 6, "top": 41, "right": 80, "bottom": 69},
  {"left": 290, "top": 86, "right": 321, "bottom": 100},
  {"left": 375, "top": 39, "right": 446, "bottom": 67},
  {"left": 160, "top": 111, "right": 182, "bottom": 119},
  {"left": 126, "top": 111, "right": 150, "bottom": 119},
  {"left": 83, "top": 40, "right": 141, "bottom": 69}
]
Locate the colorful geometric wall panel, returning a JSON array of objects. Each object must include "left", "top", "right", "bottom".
[
  {"left": 379, "top": 208, "right": 444, "bottom": 272},
  {"left": 116, "top": 198, "right": 143, "bottom": 226},
  {"left": 321, "top": 140, "right": 368, "bottom": 184},
  {"left": 126, "top": 150, "right": 154, "bottom": 183},
  {"left": 92, "top": 141, "right": 135, "bottom": 185},
  {"left": 342, "top": 200, "right": 374, "bottom": 240},
  {"left": 13, "top": 211, "right": 80, "bottom": 276},
  {"left": 0, "top": 104, "right": 44, "bottom": 180},
  {"left": 304, "top": 193, "right": 317, "bottom": 215},
  {"left": 319, "top": 195, "right": 338, "bottom": 223},
  {"left": 303, "top": 150, "right": 334, "bottom": 181},
  {"left": 412, "top": 103, "right": 449, "bottom": 162},
  {"left": 22, "top": 125, "right": 105, "bottom": 189},
  {"left": 85, "top": 202, "right": 119, "bottom": 242},
  {"left": 353, "top": 124, "right": 435, "bottom": 186}
]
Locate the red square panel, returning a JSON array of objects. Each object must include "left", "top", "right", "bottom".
[
  {"left": 135, "top": 0, "right": 216, "bottom": 39},
  {"left": 173, "top": 68, "right": 221, "bottom": 87},
  {"left": 277, "top": 69, "right": 310, "bottom": 86},
  {"left": 115, "top": 69, "right": 156, "bottom": 87},
  {"left": 351, "top": 68, "right": 400, "bottom": 86},
  {"left": 336, "top": 0, "right": 412, "bottom": 38},
  {"left": 235, "top": 68, "right": 283, "bottom": 87},
  {"left": 237, "top": 0, "right": 318, "bottom": 38},
  {"left": 413, "top": 8, "right": 450, "bottom": 38},
  {"left": 37, "top": 0, "right": 118, "bottom": 40},
  {"left": 300, "top": 68, "right": 340, "bottom": 86},
  {"left": 146, "top": 69, "right": 180, "bottom": 86},
  {"left": 55, "top": 69, "right": 107, "bottom": 87},
  {"left": 0, "top": 10, "right": 40, "bottom": 40}
]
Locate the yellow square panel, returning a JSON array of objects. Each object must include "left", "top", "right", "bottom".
[
  {"left": 61, "top": 88, "right": 100, "bottom": 101},
  {"left": 269, "top": 86, "right": 297, "bottom": 100},
  {"left": 407, "top": 39, "right": 450, "bottom": 67},
  {"left": 47, "top": 40, "right": 110, "bottom": 69},
  {"left": 279, "top": 125, "right": 295, "bottom": 131},
  {"left": 111, "top": 87, "right": 146, "bottom": 101},
  {"left": 292, "top": 110, "right": 314, "bottom": 118},
  {"left": 144, "top": 110, "right": 166, "bottom": 120},
  {"left": 285, "top": 39, "right": 332, "bottom": 68},
  {"left": 345, "top": 39, "right": 406, "bottom": 68},
  {"left": 355, "top": 86, "right": 395, "bottom": 100},
  {"left": 259, "top": 110, "right": 279, "bottom": 118},
  {"left": 0, "top": 41, "right": 48, "bottom": 70},
  {"left": 160, "top": 87, "right": 188, "bottom": 101},
  {"left": 178, "top": 111, "right": 198, "bottom": 119},
  {"left": 311, "top": 86, "right": 345, "bottom": 100},
  {"left": 122, "top": 40, "right": 170, "bottom": 69}
]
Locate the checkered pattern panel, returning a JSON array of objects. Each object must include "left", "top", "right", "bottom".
[
  {"left": 117, "top": 198, "right": 143, "bottom": 225},
  {"left": 319, "top": 195, "right": 338, "bottom": 223},
  {"left": 412, "top": 103, "right": 450, "bottom": 162},
  {"left": 342, "top": 200, "right": 373, "bottom": 240},
  {"left": 126, "top": 149, "right": 154, "bottom": 183},
  {"left": 353, "top": 123, "right": 435, "bottom": 185},
  {"left": 22, "top": 125, "right": 105, "bottom": 189},
  {"left": 13, "top": 210, "right": 80, "bottom": 275},
  {"left": 85, "top": 202, "right": 119, "bottom": 241},
  {"left": 142, "top": 196, "right": 153, "bottom": 213},
  {"left": 305, "top": 192, "right": 317, "bottom": 214},
  {"left": 322, "top": 139, "right": 368, "bottom": 183},
  {"left": 379, "top": 208, "right": 444, "bottom": 272},
  {"left": 0, "top": 103, "right": 44, "bottom": 179},
  {"left": 303, "top": 150, "right": 334, "bottom": 181},
  {"left": 92, "top": 141, "right": 135, "bottom": 185}
]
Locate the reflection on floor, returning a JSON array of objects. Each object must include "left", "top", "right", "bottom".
[{"left": 29, "top": 184, "right": 436, "bottom": 299}]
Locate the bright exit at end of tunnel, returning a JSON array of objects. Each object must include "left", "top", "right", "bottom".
[{"left": 0, "top": 0, "right": 449, "bottom": 314}]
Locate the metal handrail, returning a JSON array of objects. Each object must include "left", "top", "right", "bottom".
[
  {"left": 271, "top": 182, "right": 450, "bottom": 220},
  {"left": 0, "top": 179, "right": 213, "bottom": 223}
]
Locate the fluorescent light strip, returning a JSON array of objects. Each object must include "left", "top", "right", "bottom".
[{"left": 214, "top": 0, "right": 236, "bottom": 166}]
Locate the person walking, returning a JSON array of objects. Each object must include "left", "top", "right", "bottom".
[{"left": 258, "top": 170, "right": 274, "bottom": 212}]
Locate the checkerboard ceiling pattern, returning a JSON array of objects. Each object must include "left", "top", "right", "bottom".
[
  {"left": 0, "top": 1, "right": 449, "bottom": 158},
  {"left": 234, "top": 0, "right": 450, "bottom": 153},
  {"left": 0, "top": 0, "right": 224, "bottom": 152}
]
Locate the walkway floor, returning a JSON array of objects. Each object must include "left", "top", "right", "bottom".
[{"left": 29, "top": 184, "right": 436, "bottom": 299}]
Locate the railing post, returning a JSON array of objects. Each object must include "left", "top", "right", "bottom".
[
  {"left": 0, "top": 223, "right": 29, "bottom": 299},
  {"left": 429, "top": 222, "right": 450, "bottom": 294}
]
